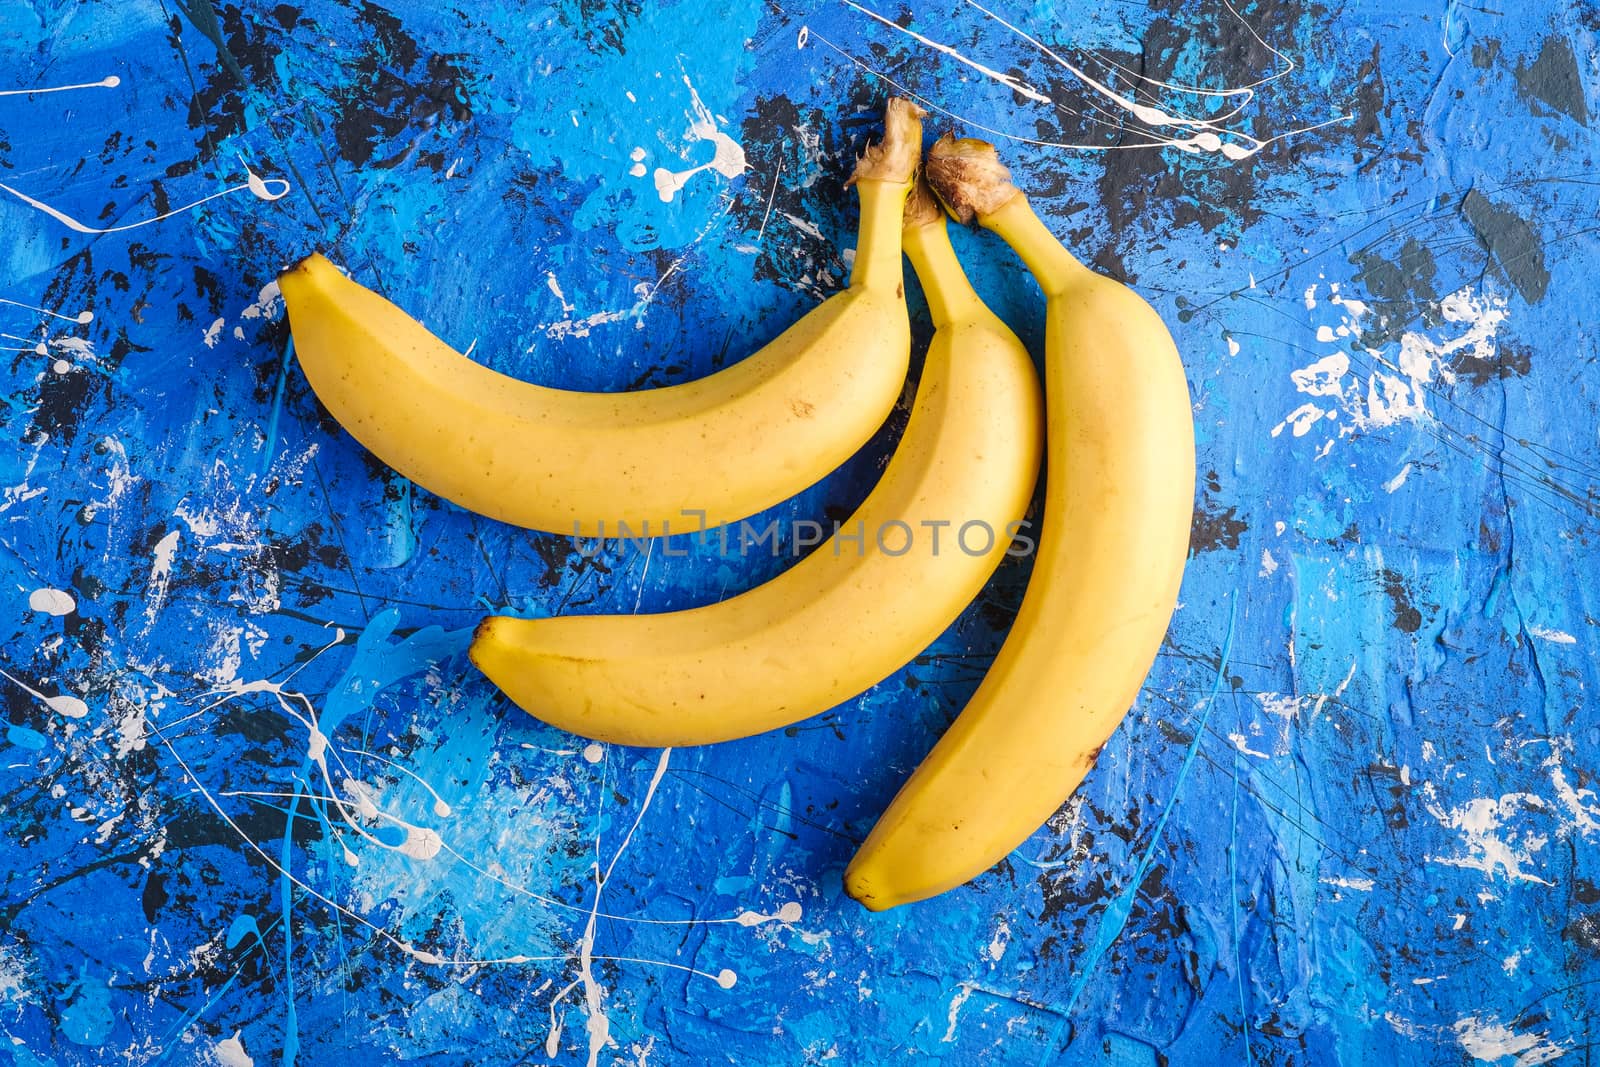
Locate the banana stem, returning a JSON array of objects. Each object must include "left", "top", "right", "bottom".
[
  {"left": 980, "top": 195, "right": 1091, "bottom": 297},
  {"left": 924, "top": 132, "right": 1091, "bottom": 297},
  {"left": 850, "top": 179, "right": 912, "bottom": 291},
  {"left": 903, "top": 215, "right": 984, "bottom": 328}
]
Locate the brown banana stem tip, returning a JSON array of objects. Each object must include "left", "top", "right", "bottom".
[
  {"left": 902, "top": 174, "right": 945, "bottom": 228},
  {"left": 924, "top": 132, "right": 1023, "bottom": 225},
  {"left": 847, "top": 97, "right": 928, "bottom": 186}
]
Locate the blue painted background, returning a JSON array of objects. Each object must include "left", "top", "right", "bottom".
[{"left": 3, "top": 1, "right": 1598, "bottom": 1063}]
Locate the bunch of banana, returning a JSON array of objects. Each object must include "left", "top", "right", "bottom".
[
  {"left": 468, "top": 177, "right": 1043, "bottom": 746},
  {"left": 282, "top": 98, "right": 1194, "bottom": 912},
  {"left": 279, "top": 99, "right": 925, "bottom": 537},
  {"left": 843, "top": 136, "right": 1195, "bottom": 910}
]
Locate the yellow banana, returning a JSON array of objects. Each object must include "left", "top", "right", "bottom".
[
  {"left": 844, "top": 136, "right": 1196, "bottom": 910},
  {"left": 277, "top": 100, "right": 925, "bottom": 537},
  {"left": 468, "top": 178, "right": 1043, "bottom": 747}
]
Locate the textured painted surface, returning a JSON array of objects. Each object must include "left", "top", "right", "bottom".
[{"left": 2, "top": 1, "right": 1598, "bottom": 1064}]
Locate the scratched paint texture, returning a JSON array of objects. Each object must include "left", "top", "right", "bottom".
[{"left": 2, "top": 0, "right": 1598, "bottom": 1063}]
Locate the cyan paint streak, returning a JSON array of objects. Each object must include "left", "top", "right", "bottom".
[{"left": 2, "top": 0, "right": 1598, "bottom": 1064}]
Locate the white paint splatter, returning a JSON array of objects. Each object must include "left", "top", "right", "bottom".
[
  {"left": 212, "top": 1030, "right": 254, "bottom": 1067},
  {"left": 650, "top": 74, "right": 746, "bottom": 202},
  {"left": 239, "top": 280, "right": 282, "bottom": 321},
  {"left": 28, "top": 587, "right": 76, "bottom": 616},
  {"left": 203, "top": 317, "right": 226, "bottom": 348},
  {"left": 1423, "top": 788, "right": 1554, "bottom": 885},
  {"left": 1276, "top": 285, "right": 1508, "bottom": 454},
  {"left": 1259, "top": 549, "right": 1278, "bottom": 577},
  {"left": 986, "top": 917, "right": 1010, "bottom": 961},
  {"left": 1453, "top": 1015, "right": 1568, "bottom": 1066},
  {"left": 1384, "top": 464, "right": 1413, "bottom": 493},
  {"left": 1228, "top": 732, "right": 1272, "bottom": 759},
  {"left": 1320, "top": 875, "right": 1375, "bottom": 892}
]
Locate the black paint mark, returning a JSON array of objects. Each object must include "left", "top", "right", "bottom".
[
  {"left": 1452, "top": 340, "right": 1532, "bottom": 386},
  {"left": 166, "top": 3, "right": 291, "bottom": 171},
  {"left": 1191, "top": 470, "right": 1247, "bottom": 554},
  {"left": 1514, "top": 37, "right": 1590, "bottom": 125},
  {"left": 1564, "top": 911, "right": 1600, "bottom": 955},
  {"left": 732, "top": 93, "right": 857, "bottom": 292},
  {"left": 1191, "top": 504, "right": 1247, "bottom": 554},
  {"left": 1379, "top": 568, "right": 1422, "bottom": 634},
  {"left": 554, "top": 0, "right": 646, "bottom": 56},
  {"left": 1093, "top": 0, "right": 1319, "bottom": 267},
  {"left": 141, "top": 871, "right": 170, "bottom": 923},
  {"left": 331, "top": 3, "right": 475, "bottom": 171},
  {"left": 1349, "top": 236, "right": 1441, "bottom": 347},
  {"left": 1460, "top": 190, "right": 1550, "bottom": 304}
]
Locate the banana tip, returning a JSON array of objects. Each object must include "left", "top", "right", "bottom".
[
  {"left": 277, "top": 252, "right": 335, "bottom": 286},
  {"left": 467, "top": 616, "right": 499, "bottom": 670},
  {"left": 842, "top": 867, "right": 894, "bottom": 912}
]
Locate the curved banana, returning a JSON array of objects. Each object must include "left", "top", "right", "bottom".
[
  {"left": 844, "top": 137, "right": 1196, "bottom": 910},
  {"left": 468, "top": 179, "right": 1043, "bottom": 747},
  {"left": 277, "top": 100, "right": 925, "bottom": 537}
]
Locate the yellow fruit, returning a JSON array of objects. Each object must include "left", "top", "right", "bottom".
[
  {"left": 845, "top": 135, "right": 1196, "bottom": 910},
  {"left": 468, "top": 178, "right": 1043, "bottom": 747},
  {"left": 278, "top": 100, "right": 925, "bottom": 537}
]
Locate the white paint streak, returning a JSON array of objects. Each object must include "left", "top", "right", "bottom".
[
  {"left": 0, "top": 668, "right": 88, "bottom": 719},
  {"left": 844, "top": 0, "right": 1349, "bottom": 158},
  {"left": 0, "top": 166, "right": 288, "bottom": 234},
  {"left": 0, "top": 75, "right": 120, "bottom": 97},
  {"left": 145, "top": 529, "right": 182, "bottom": 625},
  {"left": 942, "top": 982, "right": 976, "bottom": 1042},
  {"left": 1528, "top": 625, "right": 1577, "bottom": 645},
  {"left": 1384, "top": 464, "right": 1413, "bottom": 493}
]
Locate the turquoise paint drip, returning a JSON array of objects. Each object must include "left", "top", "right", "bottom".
[
  {"left": 1063, "top": 599, "right": 1238, "bottom": 1017},
  {"left": 258, "top": 335, "right": 295, "bottom": 477}
]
